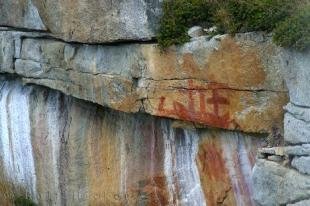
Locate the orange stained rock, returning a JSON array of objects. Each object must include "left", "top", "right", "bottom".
[
  {"left": 157, "top": 80, "right": 237, "bottom": 129},
  {"left": 197, "top": 137, "right": 236, "bottom": 206},
  {"left": 205, "top": 37, "right": 266, "bottom": 88},
  {"left": 144, "top": 36, "right": 267, "bottom": 90}
]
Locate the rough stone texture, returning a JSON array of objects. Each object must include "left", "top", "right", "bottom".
[
  {"left": 188, "top": 26, "right": 204, "bottom": 38},
  {"left": 259, "top": 144, "right": 310, "bottom": 156},
  {"left": 267, "top": 155, "right": 283, "bottom": 162},
  {"left": 285, "top": 103, "right": 310, "bottom": 122},
  {"left": 284, "top": 103, "right": 310, "bottom": 144},
  {"left": 0, "top": 78, "right": 264, "bottom": 205},
  {"left": 284, "top": 144, "right": 310, "bottom": 156},
  {"left": 292, "top": 156, "right": 310, "bottom": 175},
  {"left": 0, "top": 31, "right": 15, "bottom": 73},
  {"left": 0, "top": 0, "right": 46, "bottom": 30},
  {"left": 253, "top": 46, "right": 310, "bottom": 205},
  {"left": 0, "top": 0, "right": 309, "bottom": 204},
  {"left": 285, "top": 113, "right": 310, "bottom": 144},
  {"left": 288, "top": 199, "right": 310, "bottom": 206},
  {"left": 0, "top": 30, "right": 288, "bottom": 133},
  {"left": 253, "top": 159, "right": 310, "bottom": 206},
  {"left": 31, "top": 0, "right": 162, "bottom": 43},
  {"left": 281, "top": 49, "right": 310, "bottom": 107},
  {"left": 0, "top": 28, "right": 48, "bottom": 73}
]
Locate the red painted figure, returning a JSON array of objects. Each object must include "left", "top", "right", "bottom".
[{"left": 157, "top": 80, "right": 233, "bottom": 129}]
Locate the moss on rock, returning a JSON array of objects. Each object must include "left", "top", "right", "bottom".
[
  {"left": 273, "top": 5, "right": 310, "bottom": 51},
  {"left": 158, "top": 0, "right": 310, "bottom": 51}
]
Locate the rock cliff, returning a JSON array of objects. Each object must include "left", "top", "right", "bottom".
[
  {"left": 0, "top": 0, "right": 309, "bottom": 205},
  {"left": 253, "top": 49, "right": 310, "bottom": 206},
  {"left": 0, "top": 77, "right": 264, "bottom": 205},
  {"left": 0, "top": 29, "right": 288, "bottom": 133}
]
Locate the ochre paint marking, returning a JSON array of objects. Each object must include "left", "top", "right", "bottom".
[{"left": 157, "top": 80, "right": 233, "bottom": 129}]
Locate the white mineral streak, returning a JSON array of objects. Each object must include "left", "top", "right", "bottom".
[
  {"left": 46, "top": 92, "right": 62, "bottom": 205},
  {"left": 0, "top": 81, "right": 37, "bottom": 200},
  {"left": 176, "top": 130, "right": 206, "bottom": 206},
  {"left": 238, "top": 137, "right": 255, "bottom": 204},
  {"left": 162, "top": 121, "right": 177, "bottom": 205},
  {"left": 221, "top": 132, "right": 255, "bottom": 206},
  {"left": 163, "top": 124, "right": 206, "bottom": 206},
  {"left": 0, "top": 82, "right": 12, "bottom": 182},
  {"left": 119, "top": 120, "right": 128, "bottom": 203}
]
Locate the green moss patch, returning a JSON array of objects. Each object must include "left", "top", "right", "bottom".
[
  {"left": 14, "top": 196, "right": 37, "bottom": 206},
  {"left": 158, "top": 0, "right": 310, "bottom": 51},
  {"left": 273, "top": 5, "right": 310, "bottom": 51}
]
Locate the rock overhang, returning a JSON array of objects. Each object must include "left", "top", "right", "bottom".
[{"left": 0, "top": 29, "right": 289, "bottom": 133}]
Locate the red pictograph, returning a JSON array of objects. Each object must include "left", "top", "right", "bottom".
[{"left": 157, "top": 80, "right": 233, "bottom": 129}]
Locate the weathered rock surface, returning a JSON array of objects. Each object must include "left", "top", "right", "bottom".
[
  {"left": 253, "top": 159, "right": 310, "bottom": 206},
  {"left": 284, "top": 103, "right": 310, "bottom": 144},
  {"left": 251, "top": 41, "right": 310, "bottom": 206},
  {"left": 285, "top": 112, "right": 310, "bottom": 144},
  {"left": 0, "top": 0, "right": 309, "bottom": 205},
  {"left": 0, "top": 30, "right": 289, "bottom": 133},
  {"left": 188, "top": 26, "right": 204, "bottom": 38},
  {"left": 31, "top": 0, "right": 162, "bottom": 43},
  {"left": 0, "top": 0, "right": 46, "bottom": 30},
  {"left": 281, "top": 49, "right": 310, "bottom": 107},
  {"left": 0, "top": 29, "right": 46, "bottom": 73},
  {"left": 0, "top": 77, "right": 264, "bottom": 205},
  {"left": 288, "top": 199, "right": 310, "bottom": 206},
  {"left": 292, "top": 156, "right": 310, "bottom": 175},
  {"left": 0, "top": 0, "right": 161, "bottom": 43},
  {"left": 259, "top": 144, "right": 310, "bottom": 156}
]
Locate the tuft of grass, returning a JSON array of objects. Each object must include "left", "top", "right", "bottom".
[
  {"left": 157, "top": 0, "right": 310, "bottom": 51},
  {"left": 14, "top": 196, "right": 37, "bottom": 206}
]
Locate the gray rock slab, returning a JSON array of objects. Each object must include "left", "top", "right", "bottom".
[
  {"left": 281, "top": 50, "right": 310, "bottom": 107},
  {"left": 288, "top": 199, "right": 310, "bottom": 206},
  {"left": 253, "top": 159, "right": 310, "bottom": 206},
  {"left": 32, "top": 0, "right": 162, "bottom": 43},
  {"left": 292, "top": 156, "right": 310, "bottom": 175},
  {"left": 0, "top": 0, "right": 46, "bottom": 30},
  {"left": 285, "top": 112, "right": 310, "bottom": 144}
]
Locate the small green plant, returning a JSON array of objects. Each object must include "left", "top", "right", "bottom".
[
  {"left": 158, "top": 0, "right": 310, "bottom": 51},
  {"left": 14, "top": 196, "right": 37, "bottom": 206},
  {"left": 213, "top": 0, "right": 295, "bottom": 33},
  {"left": 158, "top": 0, "right": 213, "bottom": 49},
  {"left": 273, "top": 5, "right": 310, "bottom": 51}
]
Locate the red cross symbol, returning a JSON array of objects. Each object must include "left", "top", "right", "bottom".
[{"left": 207, "top": 90, "right": 229, "bottom": 116}]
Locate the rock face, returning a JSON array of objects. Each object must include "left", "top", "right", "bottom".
[
  {"left": 1, "top": 1, "right": 309, "bottom": 205},
  {"left": 292, "top": 156, "right": 310, "bottom": 175},
  {"left": 253, "top": 159, "right": 310, "bottom": 206},
  {"left": 0, "top": 0, "right": 162, "bottom": 43},
  {"left": 252, "top": 48, "right": 310, "bottom": 206},
  {"left": 281, "top": 50, "right": 310, "bottom": 107},
  {"left": 0, "top": 0, "right": 46, "bottom": 30},
  {"left": 0, "top": 78, "right": 264, "bottom": 205},
  {"left": 0, "top": 30, "right": 288, "bottom": 133},
  {"left": 34, "top": 0, "right": 161, "bottom": 42}
]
